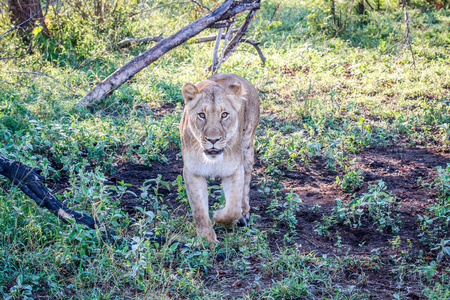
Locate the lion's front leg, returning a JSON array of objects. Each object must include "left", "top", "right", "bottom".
[
  {"left": 213, "top": 166, "right": 244, "bottom": 226},
  {"left": 237, "top": 133, "right": 255, "bottom": 227},
  {"left": 184, "top": 169, "right": 217, "bottom": 244}
]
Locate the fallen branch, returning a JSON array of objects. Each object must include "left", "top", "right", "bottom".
[
  {"left": 79, "top": 0, "right": 260, "bottom": 107},
  {"left": 0, "top": 155, "right": 188, "bottom": 249},
  {"left": 192, "top": 30, "right": 236, "bottom": 42},
  {"left": 209, "top": 21, "right": 235, "bottom": 28},
  {"left": 117, "top": 30, "right": 239, "bottom": 48},
  {"left": 213, "top": 20, "right": 235, "bottom": 73}
]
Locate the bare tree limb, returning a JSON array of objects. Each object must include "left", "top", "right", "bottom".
[
  {"left": 191, "top": 30, "right": 237, "bottom": 43},
  {"left": 211, "top": 28, "right": 223, "bottom": 74},
  {"left": 218, "top": 2, "right": 259, "bottom": 20},
  {"left": 241, "top": 38, "right": 265, "bottom": 65},
  {"left": 79, "top": 0, "right": 260, "bottom": 106},
  {"left": 116, "top": 34, "right": 164, "bottom": 48},
  {"left": 213, "top": 21, "right": 235, "bottom": 73},
  {"left": 190, "top": 0, "right": 211, "bottom": 12},
  {"left": 220, "top": 22, "right": 235, "bottom": 62},
  {"left": 116, "top": 29, "right": 264, "bottom": 73},
  {"left": 209, "top": 21, "right": 235, "bottom": 28},
  {"left": 117, "top": 30, "right": 241, "bottom": 49},
  {"left": 128, "top": 1, "right": 190, "bottom": 18},
  {"left": 401, "top": 0, "right": 416, "bottom": 69}
]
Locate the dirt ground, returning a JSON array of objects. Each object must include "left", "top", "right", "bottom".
[{"left": 103, "top": 146, "right": 450, "bottom": 298}]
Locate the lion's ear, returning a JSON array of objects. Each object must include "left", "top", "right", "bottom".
[
  {"left": 226, "top": 81, "right": 243, "bottom": 97},
  {"left": 182, "top": 83, "right": 199, "bottom": 102}
]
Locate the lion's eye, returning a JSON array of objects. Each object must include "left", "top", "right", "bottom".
[
  {"left": 221, "top": 112, "right": 229, "bottom": 118},
  {"left": 198, "top": 113, "right": 206, "bottom": 119}
]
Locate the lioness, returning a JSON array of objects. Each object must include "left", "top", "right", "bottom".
[{"left": 180, "top": 73, "right": 260, "bottom": 243}]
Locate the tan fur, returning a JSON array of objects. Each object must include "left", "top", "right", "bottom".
[{"left": 180, "top": 73, "right": 260, "bottom": 243}]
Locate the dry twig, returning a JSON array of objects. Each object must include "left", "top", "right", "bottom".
[
  {"left": 0, "top": 78, "right": 29, "bottom": 87},
  {"left": 401, "top": 0, "right": 416, "bottom": 69},
  {"left": 211, "top": 28, "right": 223, "bottom": 74},
  {"left": 0, "top": 56, "right": 21, "bottom": 60},
  {"left": 11, "top": 70, "right": 78, "bottom": 93}
]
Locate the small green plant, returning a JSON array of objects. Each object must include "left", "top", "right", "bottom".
[
  {"left": 259, "top": 165, "right": 284, "bottom": 197},
  {"left": 315, "top": 214, "right": 337, "bottom": 237},
  {"left": 432, "top": 239, "right": 450, "bottom": 263},
  {"left": 268, "top": 189, "right": 302, "bottom": 233},
  {"left": 312, "top": 203, "right": 321, "bottom": 213},
  {"left": 389, "top": 235, "right": 401, "bottom": 250},
  {"left": 333, "top": 180, "right": 400, "bottom": 232},
  {"left": 336, "top": 166, "right": 364, "bottom": 192},
  {"left": 432, "top": 164, "right": 450, "bottom": 202},
  {"left": 438, "top": 123, "right": 450, "bottom": 150},
  {"left": 5, "top": 275, "right": 33, "bottom": 300},
  {"left": 423, "top": 164, "right": 450, "bottom": 227}
]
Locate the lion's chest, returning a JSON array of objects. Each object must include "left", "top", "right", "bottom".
[{"left": 183, "top": 152, "right": 242, "bottom": 178}]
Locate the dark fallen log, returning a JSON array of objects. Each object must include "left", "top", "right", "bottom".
[
  {"left": 0, "top": 155, "right": 188, "bottom": 249},
  {"left": 79, "top": 0, "right": 260, "bottom": 106}
]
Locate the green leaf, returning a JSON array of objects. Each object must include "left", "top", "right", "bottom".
[
  {"left": 31, "top": 26, "right": 43, "bottom": 36},
  {"left": 443, "top": 246, "right": 450, "bottom": 256},
  {"left": 160, "top": 181, "right": 170, "bottom": 191}
]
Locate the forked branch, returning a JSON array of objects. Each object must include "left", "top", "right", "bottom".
[{"left": 79, "top": 0, "right": 261, "bottom": 106}]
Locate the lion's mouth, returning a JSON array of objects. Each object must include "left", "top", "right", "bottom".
[{"left": 204, "top": 148, "right": 223, "bottom": 156}]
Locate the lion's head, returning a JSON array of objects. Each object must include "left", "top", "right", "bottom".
[{"left": 181, "top": 80, "right": 245, "bottom": 159}]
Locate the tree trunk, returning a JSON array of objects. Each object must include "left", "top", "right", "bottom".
[
  {"left": 356, "top": 1, "right": 365, "bottom": 14},
  {"left": 8, "top": 0, "right": 48, "bottom": 34}
]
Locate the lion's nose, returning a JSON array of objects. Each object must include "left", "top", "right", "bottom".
[{"left": 206, "top": 137, "right": 221, "bottom": 145}]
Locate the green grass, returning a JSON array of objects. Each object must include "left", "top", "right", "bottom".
[{"left": 1, "top": 0, "right": 450, "bottom": 298}]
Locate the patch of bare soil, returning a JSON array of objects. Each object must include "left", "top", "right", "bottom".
[{"left": 87, "top": 147, "right": 449, "bottom": 298}]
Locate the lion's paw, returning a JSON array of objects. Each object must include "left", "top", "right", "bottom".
[
  {"left": 237, "top": 213, "right": 251, "bottom": 227},
  {"left": 213, "top": 209, "right": 239, "bottom": 226}
]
